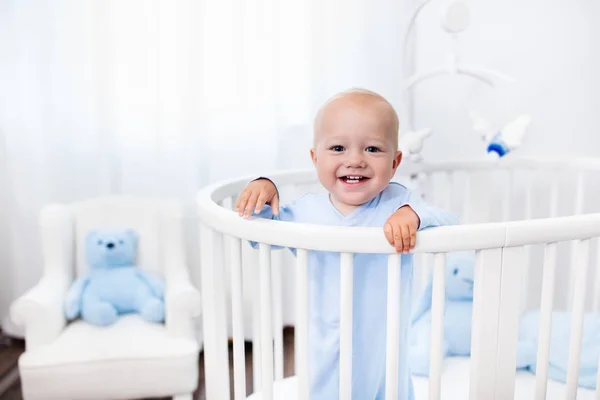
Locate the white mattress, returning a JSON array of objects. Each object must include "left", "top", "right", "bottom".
[{"left": 247, "top": 357, "right": 596, "bottom": 399}]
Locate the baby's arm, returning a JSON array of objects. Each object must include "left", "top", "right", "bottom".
[
  {"left": 235, "top": 177, "right": 298, "bottom": 250},
  {"left": 236, "top": 177, "right": 297, "bottom": 221},
  {"left": 236, "top": 177, "right": 280, "bottom": 219},
  {"left": 401, "top": 190, "right": 459, "bottom": 230},
  {"left": 385, "top": 186, "right": 459, "bottom": 253}
]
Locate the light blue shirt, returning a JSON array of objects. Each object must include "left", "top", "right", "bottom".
[{"left": 250, "top": 181, "right": 459, "bottom": 399}]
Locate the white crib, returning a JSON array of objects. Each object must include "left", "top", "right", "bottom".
[{"left": 196, "top": 157, "right": 600, "bottom": 400}]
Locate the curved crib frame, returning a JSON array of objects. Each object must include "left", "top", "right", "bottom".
[{"left": 197, "top": 157, "right": 600, "bottom": 400}]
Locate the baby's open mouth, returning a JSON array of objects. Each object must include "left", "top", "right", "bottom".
[{"left": 339, "top": 175, "right": 369, "bottom": 184}]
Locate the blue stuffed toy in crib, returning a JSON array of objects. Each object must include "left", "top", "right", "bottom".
[
  {"left": 64, "top": 228, "right": 165, "bottom": 326},
  {"left": 516, "top": 310, "right": 600, "bottom": 389},
  {"left": 409, "top": 251, "right": 600, "bottom": 389},
  {"left": 409, "top": 251, "right": 475, "bottom": 376}
]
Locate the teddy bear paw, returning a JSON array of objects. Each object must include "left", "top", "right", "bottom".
[
  {"left": 64, "top": 299, "right": 80, "bottom": 320},
  {"left": 141, "top": 298, "right": 165, "bottom": 323},
  {"left": 82, "top": 302, "right": 118, "bottom": 326},
  {"left": 409, "top": 348, "right": 431, "bottom": 377}
]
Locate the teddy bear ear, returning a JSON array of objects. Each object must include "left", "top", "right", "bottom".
[
  {"left": 86, "top": 230, "right": 99, "bottom": 242},
  {"left": 125, "top": 229, "right": 138, "bottom": 242}
]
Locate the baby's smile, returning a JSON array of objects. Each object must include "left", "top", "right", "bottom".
[{"left": 338, "top": 175, "right": 370, "bottom": 186}]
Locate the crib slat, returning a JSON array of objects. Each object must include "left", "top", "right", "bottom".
[
  {"left": 502, "top": 170, "right": 513, "bottom": 221},
  {"left": 295, "top": 249, "right": 309, "bottom": 400},
  {"left": 445, "top": 171, "right": 453, "bottom": 212},
  {"left": 534, "top": 242, "right": 557, "bottom": 400},
  {"left": 385, "top": 253, "right": 401, "bottom": 400},
  {"left": 521, "top": 171, "right": 534, "bottom": 314},
  {"left": 524, "top": 170, "right": 534, "bottom": 221},
  {"left": 339, "top": 252, "right": 354, "bottom": 400},
  {"left": 199, "top": 224, "right": 230, "bottom": 400},
  {"left": 567, "top": 173, "right": 586, "bottom": 311},
  {"left": 461, "top": 173, "right": 471, "bottom": 223},
  {"left": 429, "top": 253, "right": 446, "bottom": 400},
  {"left": 495, "top": 246, "right": 525, "bottom": 399},
  {"left": 575, "top": 172, "right": 585, "bottom": 214},
  {"left": 253, "top": 249, "right": 262, "bottom": 391},
  {"left": 549, "top": 179, "right": 559, "bottom": 218},
  {"left": 259, "top": 244, "right": 274, "bottom": 400},
  {"left": 594, "top": 239, "right": 600, "bottom": 312},
  {"left": 566, "top": 239, "right": 591, "bottom": 398},
  {"left": 229, "top": 236, "right": 247, "bottom": 400},
  {"left": 469, "top": 249, "right": 503, "bottom": 400},
  {"left": 271, "top": 250, "right": 284, "bottom": 381}
]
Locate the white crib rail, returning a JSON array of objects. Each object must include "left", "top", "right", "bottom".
[
  {"left": 412, "top": 158, "right": 599, "bottom": 316},
  {"left": 197, "top": 160, "right": 600, "bottom": 400}
]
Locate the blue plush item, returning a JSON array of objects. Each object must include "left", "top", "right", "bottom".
[
  {"left": 516, "top": 310, "right": 600, "bottom": 389},
  {"left": 64, "top": 228, "right": 165, "bottom": 326},
  {"left": 409, "top": 251, "right": 475, "bottom": 376}
]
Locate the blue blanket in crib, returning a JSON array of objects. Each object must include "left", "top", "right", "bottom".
[{"left": 410, "top": 252, "right": 600, "bottom": 389}]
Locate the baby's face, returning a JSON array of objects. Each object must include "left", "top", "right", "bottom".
[{"left": 311, "top": 96, "right": 401, "bottom": 214}]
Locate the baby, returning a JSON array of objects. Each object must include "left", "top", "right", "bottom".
[{"left": 236, "top": 88, "right": 458, "bottom": 399}]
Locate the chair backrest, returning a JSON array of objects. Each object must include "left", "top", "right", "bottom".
[{"left": 69, "top": 196, "right": 176, "bottom": 278}]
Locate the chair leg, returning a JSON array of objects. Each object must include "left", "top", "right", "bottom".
[{"left": 173, "top": 394, "right": 193, "bottom": 400}]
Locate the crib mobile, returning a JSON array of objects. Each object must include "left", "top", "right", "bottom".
[{"left": 398, "top": 0, "right": 533, "bottom": 193}]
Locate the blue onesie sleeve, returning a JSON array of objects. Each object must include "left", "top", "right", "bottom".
[{"left": 395, "top": 183, "right": 460, "bottom": 229}]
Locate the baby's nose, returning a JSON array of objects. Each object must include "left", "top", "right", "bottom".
[{"left": 345, "top": 154, "right": 366, "bottom": 168}]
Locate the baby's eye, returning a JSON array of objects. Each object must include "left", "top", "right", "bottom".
[
  {"left": 365, "top": 146, "right": 380, "bottom": 153},
  {"left": 330, "top": 145, "right": 344, "bottom": 152},
  {"left": 453, "top": 268, "right": 459, "bottom": 276}
]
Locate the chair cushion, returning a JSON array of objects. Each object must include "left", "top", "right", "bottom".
[{"left": 19, "top": 315, "right": 199, "bottom": 400}]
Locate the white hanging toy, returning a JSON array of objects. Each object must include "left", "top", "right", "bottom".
[
  {"left": 401, "top": 0, "right": 517, "bottom": 164},
  {"left": 404, "top": 0, "right": 515, "bottom": 90},
  {"left": 470, "top": 111, "right": 533, "bottom": 159}
]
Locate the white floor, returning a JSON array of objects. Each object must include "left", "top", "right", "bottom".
[{"left": 247, "top": 357, "right": 596, "bottom": 399}]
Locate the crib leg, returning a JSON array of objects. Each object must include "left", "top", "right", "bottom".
[{"left": 173, "top": 394, "right": 193, "bottom": 400}]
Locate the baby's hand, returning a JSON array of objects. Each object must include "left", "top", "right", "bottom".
[
  {"left": 384, "top": 205, "right": 420, "bottom": 253},
  {"left": 236, "top": 178, "right": 280, "bottom": 218}
]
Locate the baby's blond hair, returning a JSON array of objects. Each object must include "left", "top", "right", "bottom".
[{"left": 313, "top": 88, "right": 400, "bottom": 150}]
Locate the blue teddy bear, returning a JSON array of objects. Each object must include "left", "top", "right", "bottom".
[
  {"left": 409, "top": 251, "right": 475, "bottom": 376},
  {"left": 64, "top": 228, "right": 166, "bottom": 326}
]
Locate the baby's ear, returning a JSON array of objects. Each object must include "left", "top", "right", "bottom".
[{"left": 393, "top": 150, "right": 402, "bottom": 169}]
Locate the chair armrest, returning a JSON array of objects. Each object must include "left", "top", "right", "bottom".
[
  {"left": 162, "top": 201, "right": 202, "bottom": 340},
  {"left": 10, "top": 273, "right": 70, "bottom": 350},
  {"left": 165, "top": 267, "right": 202, "bottom": 340}
]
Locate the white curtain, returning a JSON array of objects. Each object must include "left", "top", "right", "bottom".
[{"left": 0, "top": 0, "right": 409, "bottom": 335}]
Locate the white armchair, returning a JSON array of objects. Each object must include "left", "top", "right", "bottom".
[{"left": 10, "top": 196, "right": 202, "bottom": 400}]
